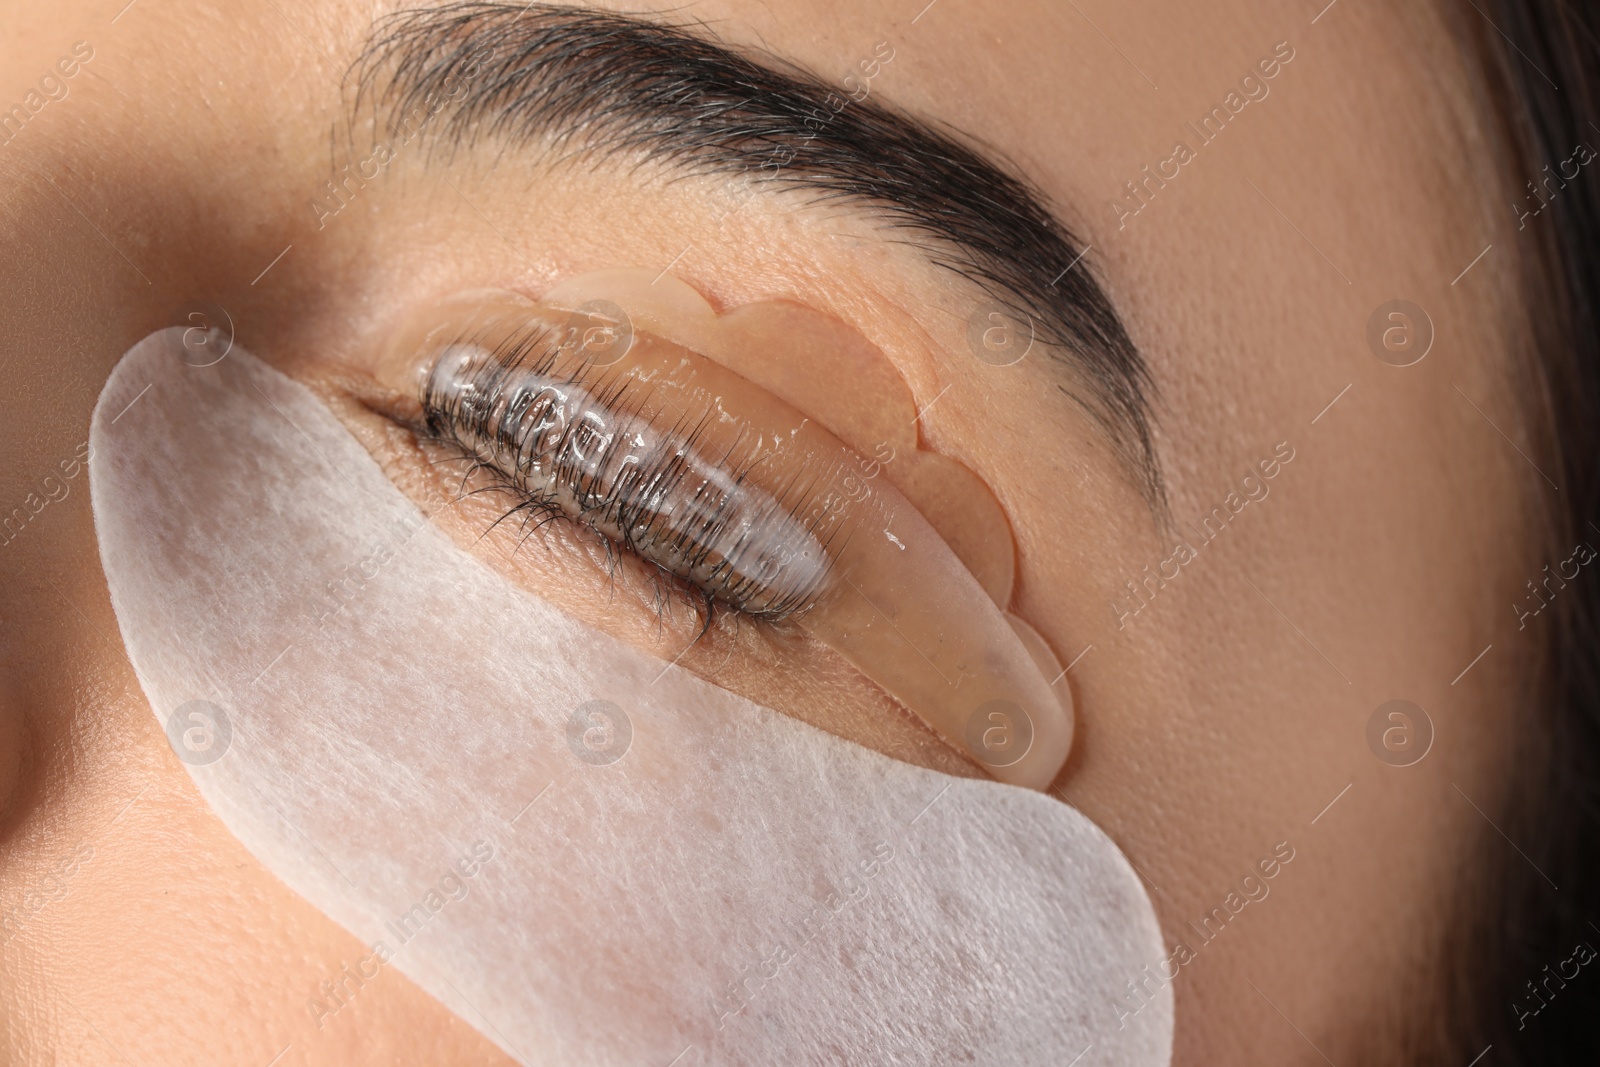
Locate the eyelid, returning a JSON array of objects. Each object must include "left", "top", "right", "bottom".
[
  {"left": 390, "top": 300, "right": 1074, "bottom": 790},
  {"left": 538, "top": 268, "right": 1020, "bottom": 607},
  {"left": 421, "top": 327, "right": 835, "bottom": 621}
]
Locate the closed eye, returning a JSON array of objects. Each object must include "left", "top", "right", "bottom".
[
  {"left": 413, "top": 310, "right": 845, "bottom": 628},
  {"left": 370, "top": 294, "right": 1075, "bottom": 789}
]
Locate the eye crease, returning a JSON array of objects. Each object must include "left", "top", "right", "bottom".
[{"left": 384, "top": 292, "right": 1075, "bottom": 790}]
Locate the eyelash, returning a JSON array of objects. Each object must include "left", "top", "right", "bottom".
[{"left": 415, "top": 322, "right": 841, "bottom": 628}]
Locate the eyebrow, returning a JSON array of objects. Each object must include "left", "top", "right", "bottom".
[{"left": 351, "top": 2, "right": 1163, "bottom": 508}]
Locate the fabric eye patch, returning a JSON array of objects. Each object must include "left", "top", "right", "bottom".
[{"left": 90, "top": 328, "right": 1172, "bottom": 1066}]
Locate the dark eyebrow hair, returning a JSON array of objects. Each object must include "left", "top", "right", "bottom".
[{"left": 351, "top": 2, "right": 1164, "bottom": 509}]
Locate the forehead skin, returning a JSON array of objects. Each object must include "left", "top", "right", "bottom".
[{"left": 0, "top": 0, "right": 1533, "bottom": 1064}]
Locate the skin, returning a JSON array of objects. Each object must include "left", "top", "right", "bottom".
[{"left": 0, "top": 0, "right": 1543, "bottom": 1063}]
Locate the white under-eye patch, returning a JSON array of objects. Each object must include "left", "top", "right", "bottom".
[{"left": 90, "top": 329, "right": 1172, "bottom": 1066}]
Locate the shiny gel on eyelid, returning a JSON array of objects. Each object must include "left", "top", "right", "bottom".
[
  {"left": 396, "top": 298, "right": 1075, "bottom": 789},
  {"left": 90, "top": 329, "right": 1171, "bottom": 1066}
]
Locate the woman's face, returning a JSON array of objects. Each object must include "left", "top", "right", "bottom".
[{"left": 0, "top": 0, "right": 1539, "bottom": 1062}]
